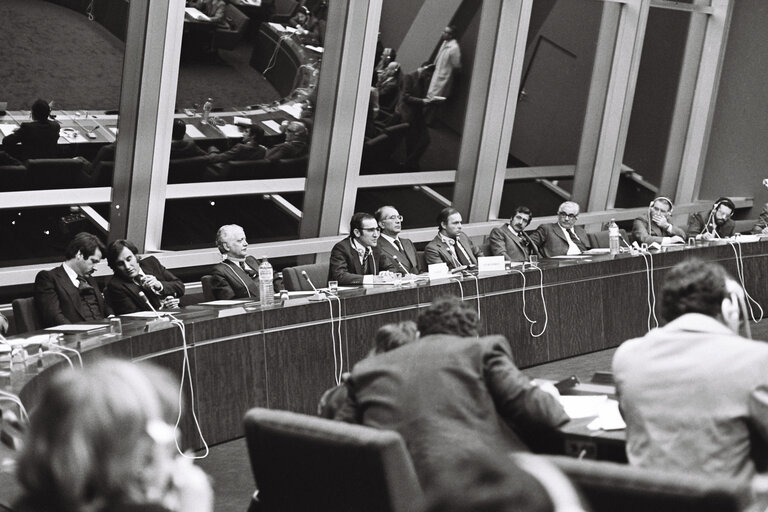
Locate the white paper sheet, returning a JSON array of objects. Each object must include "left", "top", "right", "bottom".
[
  {"left": 219, "top": 124, "right": 244, "bottom": 138},
  {"left": 0, "top": 123, "right": 17, "bottom": 136},
  {"left": 185, "top": 125, "right": 206, "bottom": 138},
  {"left": 262, "top": 120, "right": 282, "bottom": 132}
]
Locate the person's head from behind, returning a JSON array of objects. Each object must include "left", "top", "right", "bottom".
[
  {"left": 31, "top": 99, "right": 51, "bottom": 122},
  {"left": 16, "top": 359, "right": 179, "bottom": 512},
  {"left": 284, "top": 121, "right": 308, "bottom": 143},
  {"left": 64, "top": 232, "right": 105, "bottom": 277},
  {"left": 418, "top": 296, "right": 480, "bottom": 337},
  {"left": 374, "top": 320, "right": 418, "bottom": 354},
  {"left": 244, "top": 124, "right": 265, "bottom": 145},
  {"left": 172, "top": 119, "right": 187, "bottom": 141},
  {"left": 661, "top": 259, "right": 743, "bottom": 332}
]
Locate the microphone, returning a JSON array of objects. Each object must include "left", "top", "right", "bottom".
[
  {"left": 139, "top": 291, "right": 172, "bottom": 332},
  {"left": 139, "top": 291, "right": 164, "bottom": 319},
  {"left": 301, "top": 271, "right": 326, "bottom": 301},
  {"left": 391, "top": 255, "right": 410, "bottom": 275}
]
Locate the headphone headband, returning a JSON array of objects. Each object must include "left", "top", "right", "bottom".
[{"left": 650, "top": 197, "right": 674, "bottom": 213}]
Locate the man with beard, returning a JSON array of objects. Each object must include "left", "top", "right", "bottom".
[
  {"left": 686, "top": 197, "right": 736, "bottom": 240},
  {"left": 488, "top": 206, "right": 539, "bottom": 261}
]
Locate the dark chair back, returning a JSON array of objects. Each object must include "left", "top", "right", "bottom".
[
  {"left": 12, "top": 297, "right": 42, "bottom": 334},
  {"left": 0, "top": 165, "right": 28, "bottom": 191},
  {"left": 587, "top": 229, "right": 629, "bottom": 249},
  {"left": 228, "top": 159, "right": 275, "bottom": 180},
  {"left": 26, "top": 158, "right": 89, "bottom": 189},
  {"left": 243, "top": 408, "right": 423, "bottom": 512},
  {"left": 270, "top": 0, "right": 300, "bottom": 21},
  {"left": 276, "top": 156, "right": 308, "bottom": 178},
  {"left": 168, "top": 156, "right": 210, "bottom": 184},
  {"left": 215, "top": 4, "right": 250, "bottom": 50},
  {"left": 282, "top": 262, "right": 330, "bottom": 291},
  {"left": 200, "top": 275, "right": 216, "bottom": 301}
]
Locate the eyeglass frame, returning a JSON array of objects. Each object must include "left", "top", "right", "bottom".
[
  {"left": 384, "top": 215, "right": 404, "bottom": 221},
  {"left": 557, "top": 211, "right": 578, "bottom": 220}
]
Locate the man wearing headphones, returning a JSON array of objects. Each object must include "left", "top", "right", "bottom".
[
  {"left": 613, "top": 260, "right": 768, "bottom": 481},
  {"left": 631, "top": 197, "right": 686, "bottom": 245},
  {"left": 686, "top": 197, "right": 736, "bottom": 240}
]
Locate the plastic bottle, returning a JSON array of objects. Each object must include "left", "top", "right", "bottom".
[
  {"left": 202, "top": 98, "right": 213, "bottom": 124},
  {"left": 259, "top": 256, "right": 274, "bottom": 305},
  {"left": 608, "top": 219, "right": 620, "bottom": 255}
]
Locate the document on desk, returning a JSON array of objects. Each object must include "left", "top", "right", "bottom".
[
  {"left": 304, "top": 45, "right": 324, "bottom": 53},
  {"left": 268, "top": 22, "right": 286, "bottom": 31},
  {"left": 185, "top": 7, "right": 211, "bottom": 21},
  {"left": 185, "top": 125, "right": 206, "bottom": 139},
  {"left": 558, "top": 395, "right": 608, "bottom": 419},
  {"left": 587, "top": 399, "right": 626, "bottom": 431},
  {"left": 219, "top": 124, "right": 244, "bottom": 138},
  {"left": 262, "top": 120, "right": 282, "bottom": 133},
  {"left": 0, "top": 124, "right": 18, "bottom": 136},
  {"left": 278, "top": 104, "right": 302, "bottom": 119}
]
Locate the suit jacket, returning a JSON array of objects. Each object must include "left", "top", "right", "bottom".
[
  {"left": 631, "top": 216, "right": 686, "bottom": 245},
  {"left": 105, "top": 256, "right": 185, "bottom": 315},
  {"left": 378, "top": 236, "right": 420, "bottom": 274},
  {"left": 752, "top": 203, "right": 768, "bottom": 234},
  {"left": 328, "top": 237, "right": 395, "bottom": 285},
  {"left": 34, "top": 265, "right": 108, "bottom": 327},
  {"left": 264, "top": 140, "right": 308, "bottom": 162},
  {"left": 613, "top": 313, "right": 768, "bottom": 481},
  {"left": 336, "top": 334, "right": 569, "bottom": 489},
  {"left": 424, "top": 232, "right": 483, "bottom": 269},
  {"left": 686, "top": 211, "right": 736, "bottom": 238},
  {"left": 2, "top": 120, "right": 61, "bottom": 160},
  {"left": 527, "top": 223, "right": 590, "bottom": 258},
  {"left": 488, "top": 224, "right": 538, "bottom": 261},
  {"left": 170, "top": 139, "right": 206, "bottom": 159},
  {"left": 209, "top": 259, "right": 260, "bottom": 300},
  {"left": 427, "top": 38, "right": 461, "bottom": 98},
  {"left": 397, "top": 70, "right": 428, "bottom": 125}
]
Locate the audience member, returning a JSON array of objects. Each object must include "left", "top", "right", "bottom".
[
  {"left": 528, "top": 201, "right": 591, "bottom": 257},
  {"left": 206, "top": 125, "right": 267, "bottom": 177},
  {"left": 317, "top": 321, "right": 418, "bottom": 419},
  {"left": 264, "top": 121, "right": 309, "bottom": 162},
  {"left": 170, "top": 119, "right": 206, "bottom": 159},
  {"left": 188, "top": 0, "right": 228, "bottom": 28},
  {"left": 631, "top": 197, "right": 686, "bottom": 245},
  {"left": 287, "top": 7, "right": 321, "bottom": 45},
  {"left": 686, "top": 196, "right": 736, "bottom": 239},
  {"left": 613, "top": 260, "right": 768, "bottom": 481},
  {"left": 105, "top": 239, "right": 184, "bottom": 315},
  {"left": 14, "top": 359, "right": 213, "bottom": 512},
  {"left": 210, "top": 224, "right": 260, "bottom": 300},
  {"left": 488, "top": 206, "right": 539, "bottom": 261},
  {"left": 396, "top": 65, "right": 434, "bottom": 170},
  {"left": 336, "top": 297, "right": 569, "bottom": 490},
  {"left": 753, "top": 203, "right": 768, "bottom": 235},
  {"left": 427, "top": 26, "right": 461, "bottom": 100},
  {"left": 328, "top": 212, "right": 396, "bottom": 285},
  {"left": 424, "top": 207, "right": 484, "bottom": 269},
  {"left": 1, "top": 98, "right": 60, "bottom": 160},
  {"left": 34, "top": 232, "right": 109, "bottom": 327},
  {"left": 375, "top": 205, "right": 421, "bottom": 275},
  {"left": 375, "top": 61, "right": 402, "bottom": 114}
]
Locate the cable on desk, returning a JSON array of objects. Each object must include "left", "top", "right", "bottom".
[
  {"left": 527, "top": 264, "right": 548, "bottom": 338},
  {"left": 0, "top": 391, "right": 29, "bottom": 425},
  {"left": 324, "top": 294, "right": 344, "bottom": 385},
  {"left": 728, "top": 239, "right": 764, "bottom": 323}
]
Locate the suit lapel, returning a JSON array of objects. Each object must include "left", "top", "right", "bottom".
[
  {"left": 345, "top": 238, "right": 364, "bottom": 275},
  {"left": 403, "top": 239, "right": 417, "bottom": 269},
  {"left": 56, "top": 266, "right": 86, "bottom": 321}
]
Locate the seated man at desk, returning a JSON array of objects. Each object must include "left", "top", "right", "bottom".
[
  {"left": 264, "top": 121, "right": 309, "bottom": 162},
  {"left": 328, "top": 212, "right": 396, "bottom": 285},
  {"left": 287, "top": 6, "right": 322, "bottom": 45},
  {"left": 1, "top": 98, "right": 60, "bottom": 160},
  {"left": 686, "top": 196, "right": 736, "bottom": 240},
  {"left": 210, "top": 224, "right": 260, "bottom": 300},
  {"left": 206, "top": 125, "right": 267, "bottom": 176},
  {"left": 613, "top": 260, "right": 768, "bottom": 481},
  {"left": 631, "top": 197, "right": 686, "bottom": 245},
  {"left": 34, "top": 232, "right": 109, "bottom": 327},
  {"left": 424, "top": 207, "right": 483, "bottom": 269},
  {"left": 187, "top": 0, "right": 227, "bottom": 27},
  {"left": 170, "top": 119, "right": 206, "bottom": 159},
  {"left": 527, "top": 201, "right": 590, "bottom": 258},
  {"left": 375, "top": 205, "right": 421, "bottom": 275},
  {"left": 488, "top": 206, "right": 539, "bottom": 261},
  {"left": 105, "top": 239, "right": 184, "bottom": 315}
]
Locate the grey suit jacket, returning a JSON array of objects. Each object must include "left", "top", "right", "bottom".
[
  {"left": 378, "top": 236, "right": 420, "bottom": 274},
  {"left": 527, "top": 223, "right": 590, "bottom": 258},
  {"left": 424, "top": 232, "right": 483, "bottom": 269},
  {"left": 488, "top": 224, "right": 538, "bottom": 261}
]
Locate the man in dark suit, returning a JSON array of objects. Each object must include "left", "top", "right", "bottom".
[
  {"left": 34, "top": 232, "right": 109, "bottom": 327},
  {"left": 105, "top": 239, "right": 185, "bottom": 315},
  {"left": 631, "top": 196, "right": 686, "bottom": 245},
  {"left": 328, "top": 212, "right": 396, "bottom": 285},
  {"left": 336, "top": 297, "right": 569, "bottom": 490},
  {"left": 264, "top": 122, "right": 309, "bottom": 162},
  {"left": 205, "top": 124, "right": 267, "bottom": 177},
  {"left": 210, "top": 224, "right": 260, "bottom": 300},
  {"left": 396, "top": 66, "right": 434, "bottom": 171},
  {"left": 488, "top": 206, "right": 539, "bottom": 261},
  {"left": 170, "top": 119, "right": 206, "bottom": 159},
  {"left": 686, "top": 196, "right": 736, "bottom": 240},
  {"left": 375, "top": 205, "right": 421, "bottom": 274},
  {"left": 424, "top": 207, "right": 483, "bottom": 269},
  {"left": 2, "top": 98, "right": 60, "bottom": 160},
  {"left": 527, "top": 201, "right": 591, "bottom": 257}
]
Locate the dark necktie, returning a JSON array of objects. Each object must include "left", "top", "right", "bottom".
[
  {"left": 395, "top": 239, "right": 404, "bottom": 253},
  {"left": 569, "top": 229, "right": 587, "bottom": 252},
  {"left": 363, "top": 249, "right": 373, "bottom": 275},
  {"left": 77, "top": 276, "right": 93, "bottom": 293}
]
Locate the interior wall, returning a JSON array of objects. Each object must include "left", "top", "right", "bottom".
[
  {"left": 701, "top": 0, "right": 768, "bottom": 218},
  {"left": 378, "top": 0, "right": 425, "bottom": 51}
]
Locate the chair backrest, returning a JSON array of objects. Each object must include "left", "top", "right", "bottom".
[
  {"left": 545, "top": 455, "right": 752, "bottom": 512},
  {"left": 26, "top": 158, "right": 88, "bottom": 189},
  {"left": 0, "top": 165, "right": 28, "bottom": 191},
  {"left": 224, "top": 3, "right": 249, "bottom": 31},
  {"left": 12, "top": 297, "right": 42, "bottom": 334},
  {"left": 243, "top": 408, "right": 423, "bottom": 512},
  {"left": 227, "top": 159, "right": 274, "bottom": 180},
  {"left": 277, "top": 155, "right": 308, "bottom": 177},
  {"left": 168, "top": 156, "right": 210, "bottom": 184},
  {"left": 282, "top": 262, "right": 330, "bottom": 291},
  {"left": 587, "top": 228, "right": 629, "bottom": 249},
  {"left": 200, "top": 275, "right": 215, "bottom": 301}
]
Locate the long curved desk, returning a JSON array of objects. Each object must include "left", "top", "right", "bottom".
[{"left": 9, "top": 240, "right": 768, "bottom": 449}]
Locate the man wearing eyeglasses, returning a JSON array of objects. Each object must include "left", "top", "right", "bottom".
[
  {"left": 686, "top": 197, "right": 736, "bottom": 240},
  {"left": 527, "top": 201, "right": 590, "bottom": 258},
  {"left": 631, "top": 197, "right": 686, "bottom": 245},
  {"left": 375, "top": 205, "right": 421, "bottom": 275},
  {"left": 488, "top": 206, "right": 539, "bottom": 261},
  {"left": 329, "top": 212, "right": 397, "bottom": 285},
  {"left": 424, "top": 207, "right": 484, "bottom": 269}
]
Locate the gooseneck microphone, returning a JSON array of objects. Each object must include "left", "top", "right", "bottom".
[
  {"left": 391, "top": 255, "right": 410, "bottom": 275},
  {"left": 139, "top": 291, "right": 164, "bottom": 319},
  {"left": 302, "top": 270, "right": 326, "bottom": 301}
]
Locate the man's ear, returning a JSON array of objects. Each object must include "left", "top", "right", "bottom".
[
  {"left": 721, "top": 293, "right": 740, "bottom": 332},
  {"left": 352, "top": 229, "right": 361, "bottom": 239}
]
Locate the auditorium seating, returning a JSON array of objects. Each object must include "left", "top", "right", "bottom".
[
  {"left": 12, "top": 297, "right": 42, "bottom": 334},
  {"left": 26, "top": 158, "right": 90, "bottom": 189},
  {"left": 215, "top": 4, "right": 250, "bottom": 51},
  {"left": 0, "top": 164, "right": 28, "bottom": 191},
  {"left": 168, "top": 156, "right": 210, "bottom": 184},
  {"left": 587, "top": 228, "right": 630, "bottom": 248},
  {"left": 282, "top": 262, "right": 330, "bottom": 291},
  {"left": 276, "top": 155, "right": 308, "bottom": 178},
  {"left": 243, "top": 408, "right": 424, "bottom": 512},
  {"left": 200, "top": 275, "right": 216, "bottom": 301},
  {"left": 227, "top": 159, "right": 275, "bottom": 180}
]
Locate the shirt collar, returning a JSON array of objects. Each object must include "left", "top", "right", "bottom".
[
  {"left": 439, "top": 233, "right": 456, "bottom": 246},
  {"left": 350, "top": 237, "right": 370, "bottom": 257},
  {"left": 62, "top": 262, "right": 80, "bottom": 287},
  {"left": 380, "top": 233, "right": 399, "bottom": 245}
]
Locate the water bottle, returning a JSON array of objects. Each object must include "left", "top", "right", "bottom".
[
  {"left": 608, "top": 219, "right": 620, "bottom": 255},
  {"left": 202, "top": 98, "right": 213, "bottom": 124},
  {"left": 259, "top": 256, "right": 274, "bottom": 305}
]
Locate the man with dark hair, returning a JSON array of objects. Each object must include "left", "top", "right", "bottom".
[
  {"left": 488, "top": 206, "right": 538, "bottom": 261},
  {"left": 170, "top": 119, "right": 206, "bottom": 159},
  {"left": 613, "top": 259, "right": 768, "bottom": 481},
  {"left": 686, "top": 196, "right": 736, "bottom": 239},
  {"left": 424, "top": 207, "right": 483, "bottom": 269},
  {"left": 631, "top": 196, "right": 686, "bottom": 245},
  {"left": 265, "top": 121, "right": 309, "bottom": 162},
  {"left": 209, "top": 224, "right": 260, "bottom": 300},
  {"left": 328, "top": 212, "right": 396, "bottom": 285},
  {"left": 34, "top": 232, "right": 109, "bottom": 327},
  {"left": 527, "top": 201, "right": 591, "bottom": 257},
  {"left": 336, "top": 297, "right": 569, "bottom": 490},
  {"left": 2, "top": 98, "right": 61, "bottom": 160},
  {"left": 375, "top": 205, "right": 421, "bottom": 275}
]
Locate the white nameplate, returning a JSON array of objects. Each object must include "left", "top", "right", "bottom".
[{"left": 477, "top": 256, "right": 505, "bottom": 273}]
